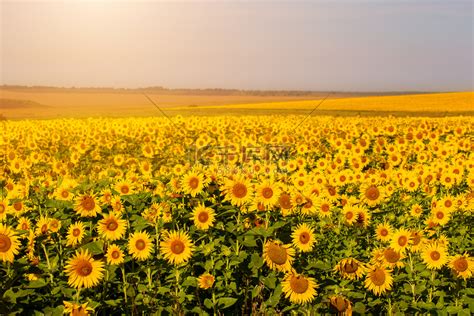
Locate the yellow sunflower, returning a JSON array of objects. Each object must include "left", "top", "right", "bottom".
[
  {"left": 410, "top": 203, "right": 424, "bottom": 218},
  {"left": 197, "top": 272, "right": 215, "bottom": 289},
  {"left": 360, "top": 183, "right": 385, "bottom": 206},
  {"left": 0, "top": 200, "right": 9, "bottom": 221},
  {"left": 390, "top": 228, "right": 411, "bottom": 253},
  {"left": 314, "top": 197, "right": 333, "bottom": 218},
  {"left": 48, "top": 218, "right": 61, "bottom": 233},
  {"left": 97, "top": 213, "right": 127, "bottom": 241},
  {"left": 181, "top": 171, "right": 206, "bottom": 197},
  {"left": 282, "top": 272, "right": 317, "bottom": 304},
  {"left": 364, "top": 265, "right": 393, "bottom": 296},
  {"left": 222, "top": 175, "right": 253, "bottom": 206},
  {"left": 255, "top": 180, "right": 280, "bottom": 209},
  {"left": 342, "top": 205, "right": 357, "bottom": 225},
  {"left": 375, "top": 221, "right": 393, "bottom": 242},
  {"left": 378, "top": 247, "right": 405, "bottom": 269},
  {"left": 64, "top": 249, "right": 105, "bottom": 289},
  {"left": 449, "top": 253, "right": 473, "bottom": 280},
  {"left": 35, "top": 216, "right": 50, "bottom": 236},
  {"left": 421, "top": 241, "right": 448, "bottom": 270},
  {"left": 263, "top": 240, "right": 295, "bottom": 272},
  {"left": 291, "top": 223, "right": 316, "bottom": 252},
  {"left": 63, "top": 301, "right": 93, "bottom": 316},
  {"left": 160, "top": 230, "right": 194, "bottom": 265},
  {"left": 106, "top": 244, "right": 125, "bottom": 265},
  {"left": 128, "top": 231, "right": 153, "bottom": 261},
  {"left": 409, "top": 230, "right": 426, "bottom": 253},
  {"left": 430, "top": 207, "right": 452, "bottom": 226},
  {"left": 334, "top": 258, "right": 366, "bottom": 280},
  {"left": 329, "top": 295, "right": 353, "bottom": 315},
  {"left": 278, "top": 192, "right": 294, "bottom": 215},
  {"left": 0, "top": 224, "right": 20, "bottom": 263},
  {"left": 66, "top": 222, "right": 86, "bottom": 247},
  {"left": 192, "top": 204, "right": 215, "bottom": 230},
  {"left": 74, "top": 194, "right": 101, "bottom": 218},
  {"left": 16, "top": 217, "right": 31, "bottom": 231},
  {"left": 114, "top": 180, "right": 134, "bottom": 196}
]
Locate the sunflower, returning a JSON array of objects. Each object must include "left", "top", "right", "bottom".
[
  {"left": 160, "top": 230, "right": 194, "bottom": 265},
  {"left": 410, "top": 203, "right": 424, "bottom": 217},
  {"left": 66, "top": 222, "right": 86, "bottom": 247},
  {"left": 63, "top": 301, "right": 93, "bottom": 316},
  {"left": 378, "top": 247, "right": 405, "bottom": 269},
  {"left": 0, "top": 224, "right": 20, "bottom": 263},
  {"left": 334, "top": 258, "right": 366, "bottom": 280},
  {"left": 255, "top": 180, "right": 280, "bottom": 209},
  {"left": 48, "top": 218, "right": 61, "bottom": 233},
  {"left": 192, "top": 204, "right": 215, "bottom": 230},
  {"left": 430, "top": 207, "right": 452, "bottom": 226},
  {"left": 291, "top": 223, "right": 316, "bottom": 252},
  {"left": 263, "top": 240, "right": 295, "bottom": 272},
  {"left": 278, "top": 192, "right": 294, "bottom": 214},
  {"left": 128, "top": 231, "right": 153, "bottom": 261},
  {"left": 197, "top": 272, "right": 215, "bottom": 289},
  {"left": 390, "top": 228, "right": 411, "bottom": 253},
  {"left": 360, "top": 183, "right": 384, "bottom": 206},
  {"left": 282, "top": 272, "right": 317, "bottom": 304},
  {"left": 0, "top": 200, "right": 7, "bottom": 221},
  {"left": 100, "top": 189, "right": 113, "bottom": 206},
  {"left": 222, "top": 175, "right": 253, "bottom": 206},
  {"left": 409, "top": 230, "right": 426, "bottom": 253},
  {"left": 74, "top": 194, "right": 101, "bottom": 217},
  {"left": 421, "top": 241, "right": 448, "bottom": 270},
  {"left": 35, "top": 216, "right": 50, "bottom": 236},
  {"left": 342, "top": 205, "right": 357, "bottom": 225},
  {"left": 181, "top": 171, "right": 206, "bottom": 197},
  {"left": 329, "top": 295, "right": 353, "bottom": 315},
  {"left": 314, "top": 197, "right": 333, "bottom": 218},
  {"left": 97, "top": 213, "right": 127, "bottom": 241},
  {"left": 54, "top": 187, "right": 73, "bottom": 201},
  {"left": 375, "top": 221, "right": 393, "bottom": 242},
  {"left": 449, "top": 253, "right": 473, "bottom": 280},
  {"left": 114, "top": 180, "right": 134, "bottom": 196},
  {"left": 17, "top": 217, "right": 31, "bottom": 231},
  {"left": 364, "top": 265, "right": 393, "bottom": 295},
  {"left": 64, "top": 249, "right": 105, "bottom": 289},
  {"left": 106, "top": 244, "right": 125, "bottom": 265}
]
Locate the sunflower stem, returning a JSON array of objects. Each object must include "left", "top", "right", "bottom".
[
  {"left": 75, "top": 287, "right": 81, "bottom": 304},
  {"left": 41, "top": 243, "right": 54, "bottom": 284},
  {"left": 428, "top": 270, "right": 436, "bottom": 302},
  {"left": 121, "top": 265, "right": 128, "bottom": 304},
  {"left": 408, "top": 252, "right": 416, "bottom": 303},
  {"left": 387, "top": 296, "right": 393, "bottom": 316}
]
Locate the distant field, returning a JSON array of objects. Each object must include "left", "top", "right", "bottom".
[
  {"left": 0, "top": 88, "right": 472, "bottom": 119},
  {"left": 170, "top": 92, "right": 474, "bottom": 115}
]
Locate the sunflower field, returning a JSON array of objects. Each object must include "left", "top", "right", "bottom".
[{"left": 0, "top": 115, "right": 473, "bottom": 315}]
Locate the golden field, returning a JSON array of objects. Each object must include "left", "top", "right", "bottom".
[
  {"left": 1, "top": 88, "right": 472, "bottom": 119},
  {"left": 0, "top": 114, "right": 473, "bottom": 315}
]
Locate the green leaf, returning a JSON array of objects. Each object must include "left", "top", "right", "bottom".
[
  {"left": 266, "top": 284, "right": 282, "bottom": 307},
  {"left": 262, "top": 273, "right": 276, "bottom": 289},
  {"left": 217, "top": 297, "right": 238, "bottom": 309},
  {"left": 248, "top": 253, "right": 264, "bottom": 270},
  {"left": 446, "top": 306, "right": 462, "bottom": 314},
  {"left": 182, "top": 276, "right": 197, "bottom": 287},
  {"left": 353, "top": 302, "right": 366, "bottom": 314},
  {"left": 26, "top": 279, "right": 47, "bottom": 289},
  {"left": 81, "top": 240, "right": 104, "bottom": 255},
  {"left": 241, "top": 236, "right": 257, "bottom": 247},
  {"left": 204, "top": 298, "right": 213, "bottom": 309}
]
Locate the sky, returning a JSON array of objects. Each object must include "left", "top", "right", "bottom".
[{"left": 1, "top": 0, "right": 473, "bottom": 91}]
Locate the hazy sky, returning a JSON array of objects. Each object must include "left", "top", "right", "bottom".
[{"left": 1, "top": 0, "right": 473, "bottom": 91}]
